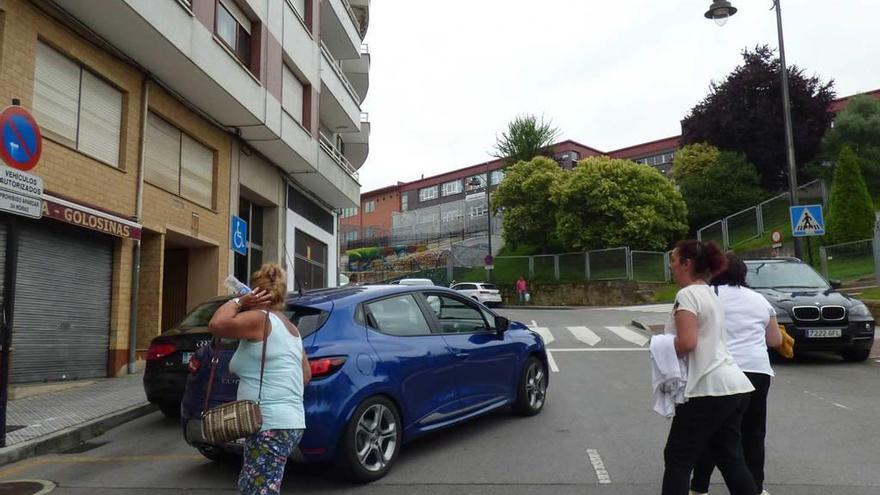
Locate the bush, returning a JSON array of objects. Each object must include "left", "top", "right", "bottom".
[
  {"left": 553, "top": 157, "right": 688, "bottom": 251},
  {"left": 825, "top": 146, "right": 876, "bottom": 244},
  {"left": 678, "top": 151, "right": 766, "bottom": 229}
]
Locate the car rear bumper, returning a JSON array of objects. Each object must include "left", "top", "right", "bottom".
[
  {"left": 143, "top": 371, "right": 187, "bottom": 405},
  {"left": 783, "top": 320, "right": 875, "bottom": 352},
  {"left": 478, "top": 295, "right": 503, "bottom": 305}
]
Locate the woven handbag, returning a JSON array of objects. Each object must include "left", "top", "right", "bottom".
[{"left": 201, "top": 310, "right": 270, "bottom": 444}]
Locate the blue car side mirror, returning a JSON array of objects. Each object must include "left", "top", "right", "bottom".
[{"left": 495, "top": 316, "right": 510, "bottom": 336}]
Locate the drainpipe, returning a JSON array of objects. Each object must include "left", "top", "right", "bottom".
[{"left": 128, "top": 77, "right": 151, "bottom": 374}]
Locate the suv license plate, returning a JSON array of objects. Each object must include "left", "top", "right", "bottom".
[
  {"left": 806, "top": 329, "right": 842, "bottom": 338},
  {"left": 181, "top": 352, "right": 193, "bottom": 364}
]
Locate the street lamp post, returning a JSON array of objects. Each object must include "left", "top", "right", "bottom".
[
  {"left": 705, "top": 0, "right": 804, "bottom": 259},
  {"left": 469, "top": 173, "right": 493, "bottom": 280}
]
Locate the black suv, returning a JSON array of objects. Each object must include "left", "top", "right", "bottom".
[{"left": 744, "top": 258, "right": 875, "bottom": 362}]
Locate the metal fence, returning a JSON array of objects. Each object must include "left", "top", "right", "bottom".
[
  {"left": 697, "top": 179, "right": 827, "bottom": 250},
  {"left": 448, "top": 247, "right": 670, "bottom": 284},
  {"left": 819, "top": 238, "right": 876, "bottom": 281}
]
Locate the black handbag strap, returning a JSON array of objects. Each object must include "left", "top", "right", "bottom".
[{"left": 203, "top": 309, "right": 270, "bottom": 413}]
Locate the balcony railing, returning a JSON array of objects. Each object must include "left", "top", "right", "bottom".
[
  {"left": 321, "top": 42, "right": 361, "bottom": 105},
  {"left": 319, "top": 132, "right": 359, "bottom": 180},
  {"left": 341, "top": 0, "right": 362, "bottom": 38}
]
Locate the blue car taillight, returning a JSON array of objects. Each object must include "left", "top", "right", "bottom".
[{"left": 309, "top": 356, "right": 347, "bottom": 380}]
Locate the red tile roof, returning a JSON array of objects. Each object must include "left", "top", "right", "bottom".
[
  {"left": 606, "top": 135, "right": 682, "bottom": 159},
  {"left": 828, "top": 88, "right": 880, "bottom": 113}
]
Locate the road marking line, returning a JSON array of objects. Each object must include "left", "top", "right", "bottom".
[
  {"left": 586, "top": 448, "right": 611, "bottom": 484},
  {"left": 529, "top": 326, "right": 555, "bottom": 345},
  {"left": 550, "top": 348, "right": 649, "bottom": 352},
  {"left": 804, "top": 390, "right": 851, "bottom": 410},
  {"left": 567, "top": 326, "right": 601, "bottom": 346},
  {"left": 546, "top": 350, "right": 559, "bottom": 372},
  {"left": 606, "top": 326, "right": 649, "bottom": 347}
]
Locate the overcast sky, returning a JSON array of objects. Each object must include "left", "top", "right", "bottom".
[{"left": 357, "top": 0, "right": 878, "bottom": 192}]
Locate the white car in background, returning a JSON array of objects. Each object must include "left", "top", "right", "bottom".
[{"left": 450, "top": 282, "right": 503, "bottom": 307}]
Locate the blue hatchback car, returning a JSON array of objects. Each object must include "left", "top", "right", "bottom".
[{"left": 180, "top": 284, "right": 548, "bottom": 482}]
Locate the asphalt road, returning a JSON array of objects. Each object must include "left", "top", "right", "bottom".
[{"left": 1, "top": 305, "right": 878, "bottom": 494}]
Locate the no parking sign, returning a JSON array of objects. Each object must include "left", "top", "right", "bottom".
[{"left": 0, "top": 106, "right": 42, "bottom": 171}]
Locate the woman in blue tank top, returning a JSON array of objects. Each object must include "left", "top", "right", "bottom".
[{"left": 209, "top": 263, "right": 311, "bottom": 495}]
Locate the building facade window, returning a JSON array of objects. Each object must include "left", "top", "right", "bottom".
[
  {"left": 234, "top": 197, "right": 265, "bottom": 283},
  {"left": 364, "top": 200, "right": 376, "bottom": 213},
  {"left": 342, "top": 230, "right": 358, "bottom": 242},
  {"left": 340, "top": 207, "right": 358, "bottom": 218},
  {"left": 401, "top": 194, "right": 408, "bottom": 211},
  {"left": 216, "top": 0, "right": 252, "bottom": 66},
  {"left": 33, "top": 42, "right": 123, "bottom": 167},
  {"left": 470, "top": 205, "right": 487, "bottom": 218},
  {"left": 282, "top": 65, "right": 305, "bottom": 124},
  {"left": 365, "top": 227, "right": 375, "bottom": 238},
  {"left": 419, "top": 186, "right": 438, "bottom": 202},
  {"left": 441, "top": 180, "right": 462, "bottom": 196},
  {"left": 490, "top": 169, "right": 505, "bottom": 185},
  {"left": 465, "top": 173, "right": 487, "bottom": 192},
  {"left": 443, "top": 210, "right": 462, "bottom": 223},
  {"left": 145, "top": 112, "right": 215, "bottom": 208}
]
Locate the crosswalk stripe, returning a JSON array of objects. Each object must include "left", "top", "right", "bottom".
[
  {"left": 531, "top": 327, "right": 554, "bottom": 345},
  {"left": 527, "top": 321, "right": 555, "bottom": 345},
  {"left": 606, "top": 326, "right": 649, "bottom": 347},
  {"left": 567, "top": 326, "right": 601, "bottom": 346}
]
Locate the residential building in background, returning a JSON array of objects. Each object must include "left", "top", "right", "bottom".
[
  {"left": 0, "top": 0, "right": 369, "bottom": 382},
  {"left": 345, "top": 89, "right": 879, "bottom": 253}
]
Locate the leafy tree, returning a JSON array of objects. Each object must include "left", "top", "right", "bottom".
[
  {"left": 825, "top": 146, "right": 876, "bottom": 244},
  {"left": 493, "top": 114, "right": 560, "bottom": 165},
  {"left": 821, "top": 94, "right": 880, "bottom": 200},
  {"left": 552, "top": 157, "right": 688, "bottom": 251},
  {"left": 677, "top": 151, "right": 766, "bottom": 229},
  {"left": 681, "top": 45, "right": 835, "bottom": 191},
  {"left": 671, "top": 143, "right": 721, "bottom": 181},
  {"left": 491, "top": 156, "right": 565, "bottom": 251}
]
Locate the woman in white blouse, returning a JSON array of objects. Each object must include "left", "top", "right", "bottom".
[{"left": 662, "top": 240, "right": 756, "bottom": 495}]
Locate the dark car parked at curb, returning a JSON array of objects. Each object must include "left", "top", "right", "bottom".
[
  {"left": 143, "top": 297, "right": 230, "bottom": 417},
  {"left": 744, "top": 258, "right": 875, "bottom": 362},
  {"left": 180, "top": 285, "right": 549, "bottom": 482}
]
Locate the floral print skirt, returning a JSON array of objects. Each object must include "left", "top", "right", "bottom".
[{"left": 238, "top": 429, "right": 304, "bottom": 495}]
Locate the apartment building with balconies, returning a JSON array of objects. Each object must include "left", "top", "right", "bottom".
[{"left": 0, "top": 0, "right": 370, "bottom": 380}]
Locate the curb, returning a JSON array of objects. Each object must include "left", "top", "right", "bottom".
[
  {"left": 0, "top": 403, "right": 157, "bottom": 466},
  {"left": 631, "top": 319, "right": 664, "bottom": 334}
]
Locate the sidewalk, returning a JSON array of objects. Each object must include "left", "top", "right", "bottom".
[{"left": 0, "top": 371, "right": 154, "bottom": 465}]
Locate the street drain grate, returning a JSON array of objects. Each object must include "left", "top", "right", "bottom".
[
  {"left": 61, "top": 440, "right": 109, "bottom": 454},
  {"left": 0, "top": 480, "right": 55, "bottom": 494}
]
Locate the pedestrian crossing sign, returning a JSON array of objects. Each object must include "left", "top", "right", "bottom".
[{"left": 790, "top": 204, "right": 825, "bottom": 237}]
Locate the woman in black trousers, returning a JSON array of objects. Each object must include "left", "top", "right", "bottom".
[{"left": 661, "top": 240, "right": 757, "bottom": 495}]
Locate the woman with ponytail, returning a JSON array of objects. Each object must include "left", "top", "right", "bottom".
[
  {"left": 209, "top": 263, "right": 310, "bottom": 495},
  {"left": 660, "top": 240, "right": 757, "bottom": 495}
]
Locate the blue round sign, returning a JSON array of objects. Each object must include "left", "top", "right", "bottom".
[{"left": 0, "top": 106, "right": 42, "bottom": 171}]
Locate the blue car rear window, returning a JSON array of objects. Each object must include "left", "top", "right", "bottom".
[{"left": 284, "top": 305, "right": 330, "bottom": 337}]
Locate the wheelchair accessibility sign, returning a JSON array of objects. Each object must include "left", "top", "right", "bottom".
[
  {"left": 790, "top": 205, "right": 825, "bottom": 237},
  {"left": 231, "top": 215, "right": 248, "bottom": 255}
]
